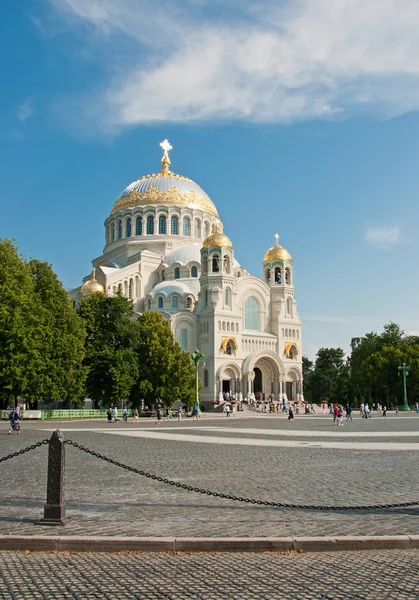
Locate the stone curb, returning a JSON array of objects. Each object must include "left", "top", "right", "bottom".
[{"left": 0, "top": 535, "right": 418, "bottom": 553}]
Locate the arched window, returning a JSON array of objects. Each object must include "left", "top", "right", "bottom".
[
  {"left": 161, "top": 270, "right": 166, "bottom": 281},
  {"left": 136, "top": 216, "right": 142, "bottom": 236},
  {"left": 106, "top": 225, "right": 110, "bottom": 244},
  {"left": 204, "top": 370, "right": 209, "bottom": 387},
  {"left": 171, "top": 216, "right": 179, "bottom": 235},
  {"left": 118, "top": 220, "right": 123, "bottom": 239},
  {"left": 223, "top": 255, "right": 230, "bottom": 274},
  {"left": 158, "top": 215, "right": 167, "bottom": 234},
  {"left": 211, "top": 223, "right": 216, "bottom": 233},
  {"left": 227, "top": 322, "right": 230, "bottom": 332},
  {"left": 224, "top": 288, "right": 230, "bottom": 306},
  {"left": 158, "top": 296, "right": 164, "bottom": 309},
  {"left": 287, "top": 298, "right": 292, "bottom": 315},
  {"left": 212, "top": 255, "right": 220, "bottom": 273},
  {"left": 183, "top": 217, "right": 190, "bottom": 237},
  {"left": 205, "top": 290, "right": 208, "bottom": 307},
  {"left": 194, "top": 219, "right": 201, "bottom": 238},
  {"left": 204, "top": 221, "right": 210, "bottom": 238},
  {"left": 147, "top": 298, "right": 151, "bottom": 310},
  {"left": 265, "top": 268, "right": 270, "bottom": 283},
  {"left": 191, "top": 266, "right": 198, "bottom": 278},
  {"left": 172, "top": 296, "right": 179, "bottom": 309},
  {"left": 126, "top": 218, "right": 132, "bottom": 238},
  {"left": 146, "top": 216, "right": 154, "bottom": 235},
  {"left": 181, "top": 329, "right": 187, "bottom": 351},
  {"left": 118, "top": 283, "right": 122, "bottom": 293},
  {"left": 218, "top": 321, "right": 221, "bottom": 331},
  {"left": 202, "top": 256, "right": 208, "bottom": 274},
  {"left": 174, "top": 267, "right": 181, "bottom": 279},
  {"left": 275, "top": 267, "right": 281, "bottom": 284},
  {"left": 186, "top": 297, "right": 193, "bottom": 310},
  {"left": 226, "top": 341, "right": 232, "bottom": 355},
  {"left": 285, "top": 268, "right": 291, "bottom": 284},
  {"left": 222, "top": 321, "right": 226, "bottom": 331},
  {"left": 236, "top": 323, "right": 239, "bottom": 333},
  {"left": 111, "top": 224, "right": 115, "bottom": 241},
  {"left": 297, "top": 330, "right": 299, "bottom": 339},
  {"left": 244, "top": 297, "right": 259, "bottom": 331},
  {"left": 129, "top": 278, "right": 133, "bottom": 299},
  {"left": 285, "top": 328, "right": 288, "bottom": 337}
]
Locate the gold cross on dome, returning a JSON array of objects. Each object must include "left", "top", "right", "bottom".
[
  {"left": 274, "top": 233, "right": 279, "bottom": 246},
  {"left": 160, "top": 139, "right": 172, "bottom": 172}
]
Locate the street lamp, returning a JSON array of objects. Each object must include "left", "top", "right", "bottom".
[
  {"left": 191, "top": 349, "right": 205, "bottom": 413},
  {"left": 398, "top": 362, "right": 410, "bottom": 411}
]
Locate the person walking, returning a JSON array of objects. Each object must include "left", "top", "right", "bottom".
[
  {"left": 133, "top": 408, "right": 139, "bottom": 423},
  {"left": 113, "top": 406, "right": 118, "bottom": 423},
  {"left": 107, "top": 407, "right": 112, "bottom": 423},
  {"left": 288, "top": 406, "right": 294, "bottom": 421},
  {"left": 155, "top": 407, "right": 162, "bottom": 424},
  {"left": 382, "top": 406, "right": 387, "bottom": 417},
  {"left": 177, "top": 406, "right": 182, "bottom": 422},
  {"left": 123, "top": 407, "right": 128, "bottom": 423},
  {"left": 333, "top": 404, "right": 339, "bottom": 425},
  {"left": 337, "top": 405, "right": 344, "bottom": 426},
  {"left": 346, "top": 405, "right": 353, "bottom": 421}
]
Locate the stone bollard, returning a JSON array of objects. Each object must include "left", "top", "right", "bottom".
[{"left": 38, "top": 429, "right": 69, "bottom": 525}]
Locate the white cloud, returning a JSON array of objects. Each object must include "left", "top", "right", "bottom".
[
  {"left": 17, "top": 101, "right": 33, "bottom": 124},
  {"left": 365, "top": 226, "right": 400, "bottom": 246},
  {"left": 46, "top": 0, "right": 419, "bottom": 131}
]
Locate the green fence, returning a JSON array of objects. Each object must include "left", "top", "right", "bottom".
[{"left": 41, "top": 409, "right": 134, "bottom": 420}]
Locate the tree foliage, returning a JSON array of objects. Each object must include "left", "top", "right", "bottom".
[
  {"left": 130, "top": 311, "right": 196, "bottom": 408},
  {"left": 77, "top": 293, "right": 139, "bottom": 408},
  {"left": 0, "top": 239, "right": 86, "bottom": 408}
]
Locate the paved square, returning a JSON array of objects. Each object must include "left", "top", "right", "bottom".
[
  {"left": 1, "top": 412, "right": 419, "bottom": 538},
  {"left": 1, "top": 549, "right": 419, "bottom": 599}
]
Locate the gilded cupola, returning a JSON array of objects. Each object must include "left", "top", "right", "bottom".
[
  {"left": 263, "top": 234, "right": 291, "bottom": 262},
  {"left": 80, "top": 268, "right": 105, "bottom": 295},
  {"left": 110, "top": 140, "right": 218, "bottom": 218},
  {"left": 202, "top": 227, "right": 233, "bottom": 250}
]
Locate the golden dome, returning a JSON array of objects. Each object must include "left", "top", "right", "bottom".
[
  {"left": 110, "top": 140, "right": 218, "bottom": 218},
  {"left": 202, "top": 228, "right": 233, "bottom": 250},
  {"left": 80, "top": 268, "right": 105, "bottom": 295},
  {"left": 263, "top": 234, "right": 291, "bottom": 262}
]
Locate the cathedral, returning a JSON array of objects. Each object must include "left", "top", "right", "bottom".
[{"left": 69, "top": 140, "right": 303, "bottom": 406}]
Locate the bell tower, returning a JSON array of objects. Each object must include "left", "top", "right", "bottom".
[{"left": 197, "top": 228, "right": 235, "bottom": 403}]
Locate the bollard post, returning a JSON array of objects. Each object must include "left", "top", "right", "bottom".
[{"left": 38, "top": 429, "right": 69, "bottom": 525}]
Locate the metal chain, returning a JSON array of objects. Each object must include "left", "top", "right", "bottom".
[
  {"left": 0, "top": 440, "right": 49, "bottom": 464},
  {"left": 65, "top": 439, "right": 419, "bottom": 511}
]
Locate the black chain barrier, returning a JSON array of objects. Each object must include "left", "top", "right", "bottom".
[
  {"left": 0, "top": 440, "right": 49, "bottom": 464},
  {"left": 64, "top": 439, "right": 419, "bottom": 512}
]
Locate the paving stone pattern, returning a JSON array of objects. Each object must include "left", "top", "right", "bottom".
[
  {"left": 1, "top": 549, "right": 419, "bottom": 599},
  {"left": 1, "top": 415, "right": 419, "bottom": 538}
]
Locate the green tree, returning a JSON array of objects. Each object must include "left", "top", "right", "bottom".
[
  {"left": 302, "top": 356, "right": 314, "bottom": 403},
  {"left": 0, "top": 240, "right": 86, "bottom": 408},
  {"left": 78, "top": 293, "right": 139, "bottom": 408},
  {"left": 28, "top": 259, "right": 87, "bottom": 406},
  {"left": 0, "top": 239, "right": 43, "bottom": 407},
  {"left": 310, "top": 347, "right": 347, "bottom": 404},
  {"left": 131, "top": 311, "right": 196, "bottom": 408}
]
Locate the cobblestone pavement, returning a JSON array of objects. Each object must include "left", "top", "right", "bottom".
[
  {"left": 1, "top": 414, "right": 419, "bottom": 538},
  {"left": 1, "top": 549, "right": 419, "bottom": 599}
]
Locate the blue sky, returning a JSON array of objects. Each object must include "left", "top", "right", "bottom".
[{"left": 1, "top": 0, "right": 419, "bottom": 358}]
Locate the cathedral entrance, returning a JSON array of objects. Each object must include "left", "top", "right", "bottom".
[
  {"left": 254, "top": 368, "right": 262, "bottom": 395},
  {"left": 286, "top": 382, "right": 293, "bottom": 402},
  {"left": 222, "top": 380, "right": 230, "bottom": 395}
]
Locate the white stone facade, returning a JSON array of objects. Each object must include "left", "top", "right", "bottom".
[{"left": 70, "top": 143, "right": 303, "bottom": 405}]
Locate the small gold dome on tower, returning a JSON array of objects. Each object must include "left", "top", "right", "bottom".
[
  {"left": 80, "top": 268, "right": 105, "bottom": 295},
  {"left": 264, "top": 234, "right": 291, "bottom": 262},
  {"left": 202, "top": 227, "right": 233, "bottom": 250}
]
